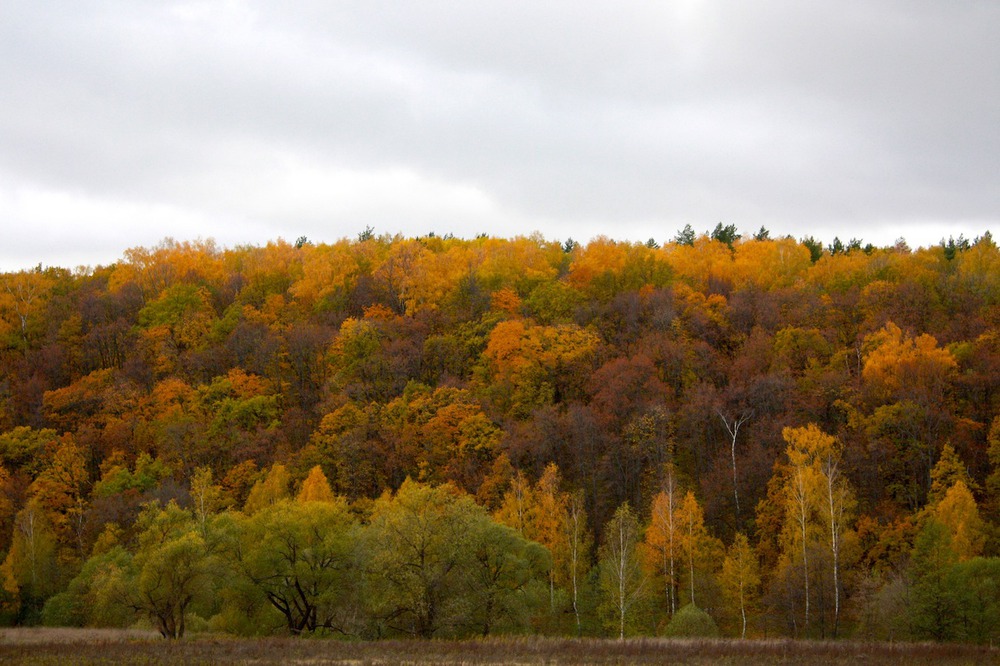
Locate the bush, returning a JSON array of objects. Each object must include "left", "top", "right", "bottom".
[
  {"left": 40, "top": 592, "right": 85, "bottom": 627},
  {"left": 662, "top": 603, "right": 720, "bottom": 638}
]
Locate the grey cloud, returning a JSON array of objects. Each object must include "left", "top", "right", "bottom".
[{"left": 0, "top": 0, "right": 996, "bottom": 270}]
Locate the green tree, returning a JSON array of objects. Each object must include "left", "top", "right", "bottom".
[
  {"left": 564, "top": 490, "right": 592, "bottom": 636},
  {"left": 673, "top": 225, "right": 696, "bottom": 247},
  {"left": 363, "top": 479, "right": 497, "bottom": 638},
  {"left": 711, "top": 223, "right": 740, "bottom": 250},
  {"left": 40, "top": 546, "right": 133, "bottom": 628},
  {"left": 910, "top": 518, "right": 959, "bottom": 641},
  {"left": 463, "top": 520, "right": 549, "bottom": 636},
  {"left": 121, "top": 502, "right": 219, "bottom": 639},
  {"left": 598, "top": 502, "right": 647, "bottom": 639},
  {"left": 948, "top": 557, "right": 1000, "bottom": 644},
  {"left": 801, "top": 236, "right": 823, "bottom": 263},
  {"left": 233, "top": 498, "right": 358, "bottom": 635}
]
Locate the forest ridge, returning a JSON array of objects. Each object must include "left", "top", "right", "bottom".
[{"left": 0, "top": 228, "right": 998, "bottom": 641}]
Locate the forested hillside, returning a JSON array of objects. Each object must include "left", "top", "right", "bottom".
[{"left": 1, "top": 228, "right": 999, "bottom": 641}]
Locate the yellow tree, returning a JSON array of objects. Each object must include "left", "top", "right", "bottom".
[
  {"left": 28, "top": 434, "right": 89, "bottom": 556},
  {"left": 1, "top": 498, "right": 59, "bottom": 620},
  {"left": 0, "top": 268, "right": 56, "bottom": 351},
  {"left": 189, "top": 466, "right": 226, "bottom": 535},
  {"left": 928, "top": 443, "right": 975, "bottom": 505},
  {"left": 779, "top": 424, "right": 854, "bottom": 636},
  {"left": 297, "top": 465, "right": 336, "bottom": 504},
  {"left": 480, "top": 319, "right": 599, "bottom": 418},
  {"left": 719, "top": 533, "right": 760, "bottom": 638},
  {"left": 289, "top": 239, "right": 364, "bottom": 312},
  {"left": 642, "top": 469, "right": 681, "bottom": 615},
  {"left": 676, "top": 490, "right": 714, "bottom": 607},
  {"left": 494, "top": 471, "right": 535, "bottom": 536},
  {"left": 781, "top": 426, "right": 827, "bottom": 633},
  {"left": 243, "top": 464, "right": 291, "bottom": 515},
  {"left": 857, "top": 323, "right": 958, "bottom": 507},
  {"left": 533, "top": 464, "right": 569, "bottom": 611},
  {"left": 818, "top": 441, "right": 855, "bottom": 637},
  {"left": 931, "top": 480, "right": 985, "bottom": 561},
  {"left": 731, "top": 237, "right": 811, "bottom": 290},
  {"left": 495, "top": 464, "right": 573, "bottom": 617}
]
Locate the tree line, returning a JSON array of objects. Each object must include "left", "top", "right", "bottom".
[{"left": 1, "top": 229, "right": 999, "bottom": 640}]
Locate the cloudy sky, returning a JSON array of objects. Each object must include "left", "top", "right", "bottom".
[{"left": 1, "top": 1, "right": 997, "bottom": 271}]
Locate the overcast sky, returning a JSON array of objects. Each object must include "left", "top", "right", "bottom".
[{"left": 1, "top": 1, "right": 997, "bottom": 271}]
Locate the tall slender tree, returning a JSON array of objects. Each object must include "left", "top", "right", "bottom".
[{"left": 598, "top": 503, "right": 646, "bottom": 639}]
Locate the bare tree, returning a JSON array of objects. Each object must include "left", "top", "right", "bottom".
[{"left": 718, "top": 409, "right": 753, "bottom": 517}]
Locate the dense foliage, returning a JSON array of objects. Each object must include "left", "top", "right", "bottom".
[{"left": 1, "top": 230, "right": 999, "bottom": 641}]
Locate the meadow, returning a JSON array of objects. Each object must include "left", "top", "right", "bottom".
[{"left": 1, "top": 629, "right": 998, "bottom": 665}]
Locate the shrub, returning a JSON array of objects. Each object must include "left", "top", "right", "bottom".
[{"left": 662, "top": 603, "right": 720, "bottom": 638}]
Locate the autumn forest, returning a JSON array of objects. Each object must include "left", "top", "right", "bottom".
[{"left": 1, "top": 227, "right": 999, "bottom": 643}]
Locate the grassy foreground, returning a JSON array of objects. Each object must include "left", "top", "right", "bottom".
[{"left": 0, "top": 629, "right": 998, "bottom": 665}]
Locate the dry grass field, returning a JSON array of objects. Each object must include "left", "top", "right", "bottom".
[{"left": 1, "top": 629, "right": 999, "bottom": 665}]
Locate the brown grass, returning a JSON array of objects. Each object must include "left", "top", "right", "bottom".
[{"left": 0, "top": 630, "right": 997, "bottom": 665}]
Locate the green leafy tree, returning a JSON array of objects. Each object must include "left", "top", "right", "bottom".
[
  {"left": 910, "top": 518, "right": 958, "bottom": 641},
  {"left": 40, "top": 545, "right": 133, "bottom": 628},
  {"left": 363, "top": 479, "right": 497, "bottom": 638},
  {"left": 120, "top": 502, "right": 219, "bottom": 639},
  {"left": 462, "top": 519, "right": 550, "bottom": 636},
  {"left": 948, "top": 557, "right": 1000, "bottom": 644},
  {"left": 232, "top": 498, "right": 358, "bottom": 635}
]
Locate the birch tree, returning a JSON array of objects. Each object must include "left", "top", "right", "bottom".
[
  {"left": 598, "top": 502, "right": 646, "bottom": 639},
  {"left": 642, "top": 469, "right": 680, "bottom": 615},
  {"left": 720, "top": 533, "right": 759, "bottom": 638},
  {"left": 718, "top": 410, "right": 752, "bottom": 518}
]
